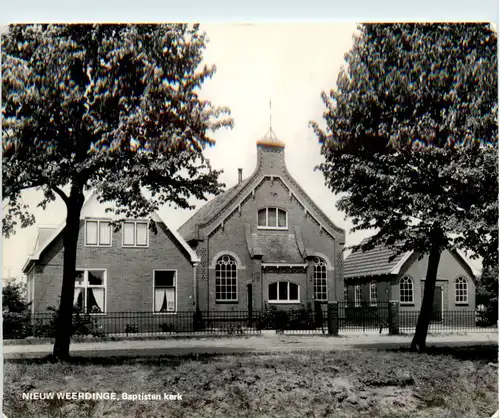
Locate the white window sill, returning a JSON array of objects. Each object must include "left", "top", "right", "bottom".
[
  {"left": 85, "top": 244, "right": 112, "bottom": 248},
  {"left": 257, "top": 227, "right": 288, "bottom": 231},
  {"left": 153, "top": 312, "right": 177, "bottom": 315},
  {"left": 268, "top": 300, "right": 300, "bottom": 304},
  {"left": 122, "top": 245, "right": 149, "bottom": 248}
]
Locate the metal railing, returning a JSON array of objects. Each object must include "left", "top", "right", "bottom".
[
  {"left": 3, "top": 310, "right": 262, "bottom": 339},
  {"left": 399, "top": 310, "right": 498, "bottom": 333},
  {"left": 3, "top": 305, "right": 497, "bottom": 339}
]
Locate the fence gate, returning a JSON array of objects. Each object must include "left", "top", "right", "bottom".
[{"left": 339, "top": 302, "right": 390, "bottom": 332}]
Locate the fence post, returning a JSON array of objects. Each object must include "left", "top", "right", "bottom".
[
  {"left": 388, "top": 301, "right": 399, "bottom": 335},
  {"left": 327, "top": 301, "right": 339, "bottom": 336}
]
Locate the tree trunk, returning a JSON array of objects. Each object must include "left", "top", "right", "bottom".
[
  {"left": 410, "top": 242, "right": 442, "bottom": 353},
  {"left": 52, "top": 186, "right": 85, "bottom": 360}
]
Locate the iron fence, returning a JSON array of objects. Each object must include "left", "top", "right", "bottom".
[
  {"left": 3, "top": 310, "right": 262, "bottom": 339},
  {"left": 399, "top": 310, "right": 498, "bottom": 333},
  {"left": 338, "top": 301, "right": 391, "bottom": 332},
  {"left": 3, "top": 305, "right": 497, "bottom": 340}
]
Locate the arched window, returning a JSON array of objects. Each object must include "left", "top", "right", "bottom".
[
  {"left": 399, "top": 276, "right": 414, "bottom": 304},
  {"left": 258, "top": 207, "right": 287, "bottom": 229},
  {"left": 313, "top": 257, "right": 327, "bottom": 301},
  {"left": 369, "top": 280, "right": 378, "bottom": 306},
  {"left": 268, "top": 282, "right": 299, "bottom": 303},
  {"left": 354, "top": 285, "right": 361, "bottom": 307},
  {"left": 455, "top": 276, "right": 468, "bottom": 304},
  {"left": 344, "top": 286, "right": 348, "bottom": 302},
  {"left": 215, "top": 255, "right": 238, "bottom": 301}
]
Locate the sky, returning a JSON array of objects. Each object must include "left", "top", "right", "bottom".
[{"left": 1, "top": 23, "right": 485, "bottom": 279}]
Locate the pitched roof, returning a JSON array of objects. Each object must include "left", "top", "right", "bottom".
[
  {"left": 23, "top": 193, "right": 199, "bottom": 273},
  {"left": 178, "top": 178, "right": 251, "bottom": 242},
  {"left": 33, "top": 226, "right": 57, "bottom": 253},
  {"left": 343, "top": 240, "right": 411, "bottom": 279},
  {"left": 343, "top": 239, "right": 478, "bottom": 279}
]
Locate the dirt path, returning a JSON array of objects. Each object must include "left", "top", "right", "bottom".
[{"left": 4, "top": 331, "right": 497, "bottom": 359}]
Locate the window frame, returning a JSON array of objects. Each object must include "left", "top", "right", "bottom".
[
  {"left": 313, "top": 257, "right": 328, "bottom": 301},
  {"left": 257, "top": 207, "right": 288, "bottom": 230},
  {"left": 369, "top": 280, "right": 378, "bottom": 307},
  {"left": 399, "top": 276, "right": 414, "bottom": 305},
  {"left": 344, "top": 286, "right": 348, "bottom": 302},
  {"left": 215, "top": 255, "right": 238, "bottom": 302},
  {"left": 122, "top": 220, "right": 149, "bottom": 248},
  {"left": 74, "top": 268, "right": 107, "bottom": 314},
  {"left": 268, "top": 281, "right": 300, "bottom": 304},
  {"left": 153, "top": 269, "right": 177, "bottom": 314},
  {"left": 84, "top": 219, "right": 112, "bottom": 247},
  {"left": 455, "top": 276, "right": 469, "bottom": 305},
  {"left": 354, "top": 284, "right": 361, "bottom": 307}
]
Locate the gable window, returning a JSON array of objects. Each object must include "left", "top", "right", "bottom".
[
  {"left": 154, "top": 270, "right": 176, "bottom": 313},
  {"left": 369, "top": 281, "right": 378, "bottom": 306},
  {"left": 455, "top": 276, "right": 468, "bottom": 304},
  {"left": 85, "top": 220, "right": 111, "bottom": 246},
  {"left": 268, "top": 281, "right": 299, "bottom": 303},
  {"left": 313, "top": 257, "right": 327, "bottom": 301},
  {"left": 215, "top": 255, "right": 238, "bottom": 302},
  {"left": 74, "top": 269, "right": 106, "bottom": 313},
  {"left": 257, "top": 208, "right": 287, "bottom": 229},
  {"left": 399, "top": 276, "right": 414, "bottom": 304},
  {"left": 123, "top": 221, "right": 148, "bottom": 247},
  {"left": 354, "top": 285, "right": 361, "bottom": 307}
]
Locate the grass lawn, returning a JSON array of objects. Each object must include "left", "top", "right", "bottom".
[{"left": 4, "top": 345, "right": 498, "bottom": 418}]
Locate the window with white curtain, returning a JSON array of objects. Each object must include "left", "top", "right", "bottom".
[
  {"left": 154, "top": 270, "right": 176, "bottom": 313},
  {"left": 85, "top": 220, "right": 112, "bottom": 246},
  {"left": 122, "top": 221, "right": 149, "bottom": 247},
  {"left": 74, "top": 269, "right": 106, "bottom": 313}
]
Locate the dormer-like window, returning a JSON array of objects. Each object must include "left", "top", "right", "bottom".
[
  {"left": 258, "top": 208, "right": 287, "bottom": 229},
  {"left": 85, "top": 220, "right": 112, "bottom": 247},
  {"left": 123, "top": 221, "right": 149, "bottom": 247}
]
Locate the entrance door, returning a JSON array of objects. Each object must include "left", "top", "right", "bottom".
[{"left": 431, "top": 285, "right": 443, "bottom": 322}]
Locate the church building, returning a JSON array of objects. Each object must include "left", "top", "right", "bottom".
[{"left": 178, "top": 130, "right": 346, "bottom": 312}]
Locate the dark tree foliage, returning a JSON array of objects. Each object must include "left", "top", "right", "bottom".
[
  {"left": 311, "top": 23, "right": 498, "bottom": 352},
  {"left": 2, "top": 24, "right": 232, "bottom": 359}
]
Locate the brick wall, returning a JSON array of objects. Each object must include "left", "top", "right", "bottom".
[
  {"left": 204, "top": 176, "right": 342, "bottom": 311},
  {"left": 32, "top": 221, "right": 195, "bottom": 313}
]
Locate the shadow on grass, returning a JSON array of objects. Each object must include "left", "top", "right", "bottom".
[
  {"left": 374, "top": 344, "right": 499, "bottom": 363},
  {"left": 5, "top": 350, "right": 274, "bottom": 366},
  {"left": 6, "top": 344, "right": 498, "bottom": 366}
]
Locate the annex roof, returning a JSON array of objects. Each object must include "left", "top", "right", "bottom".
[
  {"left": 343, "top": 238, "right": 478, "bottom": 279},
  {"left": 343, "top": 239, "right": 411, "bottom": 279}
]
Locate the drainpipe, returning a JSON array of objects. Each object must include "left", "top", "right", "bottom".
[{"left": 192, "top": 261, "right": 199, "bottom": 312}]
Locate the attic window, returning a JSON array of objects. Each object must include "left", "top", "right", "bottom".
[
  {"left": 85, "top": 220, "right": 111, "bottom": 247},
  {"left": 123, "top": 221, "right": 149, "bottom": 247},
  {"left": 258, "top": 208, "right": 287, "bottom": 229}
]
